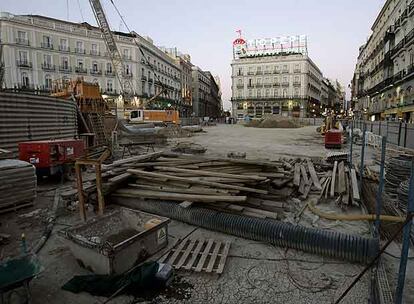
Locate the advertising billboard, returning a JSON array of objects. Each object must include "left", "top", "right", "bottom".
[{"left": 233, "top": 35, "right": 308, "bottom": 59}]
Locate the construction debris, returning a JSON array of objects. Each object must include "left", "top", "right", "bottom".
[{"left": 0, "top": 159, "right": 37, "bottom": 214}]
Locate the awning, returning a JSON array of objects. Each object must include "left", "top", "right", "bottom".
[
  {"left": 384, "top": 108, "right": 398, "bottom": 115},
  {"left": 401, "top": 104, "right": 414, "bottom": 113}
]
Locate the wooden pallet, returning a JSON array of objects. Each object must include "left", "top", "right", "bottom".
[{"left": 159, "top": 239, "right": 231, "bottom": 274}]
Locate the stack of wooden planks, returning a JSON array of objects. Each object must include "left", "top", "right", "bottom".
[
  {"left": 318, "top": 160, "right": 360, "bottom": 207},
  {"left": 0, "top": 159, "right": 36, "bottom": 214},
  {"left": 292, "top": 160, "right": 323, "bottom": 200},
  {"left": 105, "top": 152, "right": 294, "bottom": 220}
]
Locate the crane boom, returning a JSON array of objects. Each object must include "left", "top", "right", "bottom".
[{"left": 89, "top": 0, "right": 134, "bottom": 98}]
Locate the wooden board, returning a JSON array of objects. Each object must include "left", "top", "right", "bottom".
[
  {"left": 307, "top": 160, "right": 322, "bottom": 190},
  {"left": 300, "top": 165, "right": 310, "bottom": 185},
  {"left": 337, "top": 161, "right": 346, "bottom": 194},
  {"left": 330, "top": 161, "right": 338, "bottom": 197},
  {"left": 161, "top": 239, "right": 231, "bottom": 274},
  {"left": 293, "top": 163, "right": 301, "bottom": 186},
  {"left": 350, "top": 168, "right": 360, "bottom": 201}
]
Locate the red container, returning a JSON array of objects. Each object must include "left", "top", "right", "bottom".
[
  {"left": 18, "top": 139, "right": 85, "bottom": 175},
  {"left": 324, "top": 130, "right": 342, "bottom": 149}
]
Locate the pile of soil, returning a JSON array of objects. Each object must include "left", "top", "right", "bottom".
[{"left": 245, "top": 117, "right": 303, "bottom": 128}]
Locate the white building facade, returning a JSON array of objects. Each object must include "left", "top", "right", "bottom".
[
  {"left": 0, "top": 12, "right": 181, "bottom": 107},
  {"left": 231, "top": 53, "right": 324, "bottom": 119}
]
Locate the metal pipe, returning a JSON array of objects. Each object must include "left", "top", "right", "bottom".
[
  {"left": 112, "top": 196, "right": 379, "bottom": 264},
  {"left": 395, "top": 159, "right": 414, "bottom": 304},
  {"left": 359, "top": 122, "right": 366, "bottom": 192},
  {"left": 375, "top": 136, "right": 387, "bottom": 238},
  {"left": 349, "top": 120, "right": 354, "bottom": 167}
]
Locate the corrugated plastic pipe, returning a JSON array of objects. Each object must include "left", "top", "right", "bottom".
[{"left": 112, "top": 197, "right": 378, "bottom": 264}]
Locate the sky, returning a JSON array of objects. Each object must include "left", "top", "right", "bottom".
[{"left": 1, "top": 0, "right": 385, "bottom": 110}]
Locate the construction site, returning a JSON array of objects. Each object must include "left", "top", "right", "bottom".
[{"left": 1, "top": 0, "right": 414, "bottom": 303}]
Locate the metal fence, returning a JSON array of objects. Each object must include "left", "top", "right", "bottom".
[{"left": 353, "top": 120, "right": 414, "bottom": 150}]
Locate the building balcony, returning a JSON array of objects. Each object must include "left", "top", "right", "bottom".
[
  {"left": 407, "top": 63, "right": 414, "bottom": 76},
  {"left": 293, "top": 81, "right": 301, "bottom": 86},
  {"left": 15, "top": 38, "right": 29, "bottom": 46},
  {"left": 406, "top": 28, "right": 414, "bottom": 44},
  {"left": 293, "top": 69, "right": 301, "bottom": 73},
  {"left": 410, "top": 1, "right": 414, "bottom": 16},
  {"left": 264, "top": 71, "right": 272, "bottom": 75},
  {"left": 247, "top": 72, "right": 254, "bottom": 75},
  {"left": 255, "top": 84, "right": 263, "bottom": 88},
  {"left": 273, "top": 70, "right": 281, "bottom": 74},
  {"left": 141, "top": 75, "right": 147, "bottom": 81},
  {"left": 58, "top": 45, "right": 70, "bottom": 52},
  {"left": 41, "top": 63, "right": 55, "bottom": 71},
  {"left": 59, "top": 66, "right": 72, "bottom": 73},
  {"left": 40, "top": 42, "right": 53, "bottom": 49},
  {"left": 75, "top": 48, "right": 86, "bottom": 54},
  {"left": 122, "top": 72, "right": 133, "bottom": 78},
  {"left": 273, "top": 83, "right": 281, "bottom": 87},
  {"left": 123, "top": 54, "right": 132, "bottom": 60},
  {"left": 75, "top": 66, "right": 87, "bottom": 74},
  {"left": 236, "top": 84, "right": 244, "bottom": 89},
  {"left": 105, "top": 70, "right": 115, "bottom": 76},
  {"left": 281, "top": 82, "right": 290, "bottom": 87},
  {"left": 16, "top": 60, "right": 32, "bottom": 68},
  {"left": 263, "top": 83, "right": 272, "bottom": 88},
  {"left": 15, "top": 83, "right": 35, "bottom": 90},
  {"left": 256, "top": 71, "right": 263, "bottom": 75},
  {"left": 281, "top": 70, "right": 289, "bottom": 74},
  {"left": 90, "top": 50, "right": 101, "bottom": 56},
  {"left": 90, "top": 69, "right": 102, "bottom": 75},
  {"left": 148, "top": 78, "right": 154, "bottom": 83}
]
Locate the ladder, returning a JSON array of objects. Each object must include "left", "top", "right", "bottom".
[{"left": 86, "top": 113, "right": 108, "bottom": 146}]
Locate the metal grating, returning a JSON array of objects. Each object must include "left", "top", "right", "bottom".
[
  {"left": 377, "top": 259, "right": 394, "bottom": 304},
  {"left": 159, "top": 239, "right": 231, "bottom": 274},
  {"left": 0, "top": 92, "right": 78, "bottom": 156}
]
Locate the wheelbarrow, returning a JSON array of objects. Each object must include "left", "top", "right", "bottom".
[{"left": 0, "top": 253, "right": 42, "bottom": 303}]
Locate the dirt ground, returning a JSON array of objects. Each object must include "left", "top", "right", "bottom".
[{"left": 1, "top": 123, "right": 411, "bottom": 304}]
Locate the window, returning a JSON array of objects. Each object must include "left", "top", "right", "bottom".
[
  {"left": 237, "top": 79, "right": 242, "bottom": 85},
  {"left": 19, "top": 51, "right": 28, "bottom": 63},
  {"left": 61, "top": 57, "right": 69, "bottom": 69},
  {"left": 107, "top": 63, "right": 112, "bottom": 73},
  {"left": 106, "top": 80, "right": 113, "bottom": 92},
  {"left": 294, "top": 64, "right": 300, "bottom": 72},
  {"left": 21, "top": 72, "right": 29, "bottom": 87},
  {"left": 238, "top": 67, "right": 243, "bottom": 76},
  {"left": 248, "top": 78, "right": 253, "bottom": 86},
  {"left": 123, "top": 48, "right": 130, "bottom": 59},
  {"left": 248, "top": 90, "right": 252, "bottom": 97},
  {"left": 91, "top": 44, "right": 98, "bottom": 55},
  {"left": 77, "top": 59, "right": 83, "bottom": 68},
  {"left": 76, "top": 41, "right": 84, "bottom": 53},
  {"left": 294, "top": 88, "right": 300, "bottom": 97},
  {"left": 257, "top": 89, "right": 261, "bottom": 97},
  {"left": 44, "top": 54, "right": 52, "bottom": 65},
  {"left": 294, "top": 76, "right": 300, "bottom": 83},
  {"left": 60, "top": 38, "right": 68, "bottom": 51},
  {"left": 257, "top": 78, "right": 262, "bottom": 85},
  {"left": 17, "top": 31, "right": 27, "bottom": 40},
  {"left": 91, "top": 61, "right": 98, "bottom": 72},
  {"left": 45, "top": 74, "right": 52, "bottom": 89},
  {"left": 274, "top": 89, "right": 279, "bottom": 97},
  {"left": 283, "top": 65, "right": 288, "bottom": 72},
  {"left": 42, "top": 36, "right": 52, "bottom": 48},
  {"left": 265, "top": 77, "right": 269, "bottom": 84},
  {"left": 283, "top": 89, "right": 287, "bottom": 97},
  {"left": 265, "top": 89, "right": 270, "bottom": 97}
]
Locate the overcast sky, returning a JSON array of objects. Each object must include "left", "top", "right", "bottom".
[{"left": 1, "top": 0, "right": 385, "bottom": 110}]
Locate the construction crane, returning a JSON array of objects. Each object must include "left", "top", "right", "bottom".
[
  {"left": 89, "top": 0, "right": 177, "bottom": 117},
  {"left": 88, "top": 0, "right": 134, "bottom": 110}
]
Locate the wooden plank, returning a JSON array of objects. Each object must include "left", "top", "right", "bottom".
[
  {"left": 324, "top": 177, "right": 331, "bottom": 199},
  {"left": 337, "top": 161, "right": 346, "bottom": 194},
  {"left": 129, "top": 184, "right": 232, "bottom": 195},
  {"left": 114, "top": 188, "right": 247, "bottom": 203},
  {"left": 350, "top": 168, "right": 360, "bottom": 201},
  {"left": 153, "top": 166, "right": 266, "bottom": 181},
  {"left": 330, "top": 161, "right": 338, "bottom": 197},
  {"left": 175, "top": 240, "right": 197, "bottom": 268},
  {"left": 216, "top": 242, "right": 231, "bottom": 274},
  {"left": 179, "top": 201, "right": 193, "bottom": 208},
  {"left": 107, "top": 173, "right": 132, "bottom": 183},
  {"left": 300, "top": 183, "right": 312, "bottom": 200},
  {"left": 195, "top": 239, "right": 215, "bottom": 272},
  {"left": 300, "top": 165, "right": 309, "bottom": 185},
  {"left": 183, "top": 240, "right": 205, "bottom": 270},
  {"left": 127, "top": 169, "right": 268, "bottom": 194},
  {"left": 206, "top": 241, "right": 222, "bottom": 273},
  {"left": 293, "top": 163, "right": 301, "bottom": 186},
  {"left": 307, "top": 160, "right": 322, "bottom": 190}
]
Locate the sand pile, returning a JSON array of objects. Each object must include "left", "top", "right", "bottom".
[{"left": 245, "top": 117, "right": 303, "bottom": 128}]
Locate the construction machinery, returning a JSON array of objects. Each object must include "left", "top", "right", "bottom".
[
  {"left": 51, "top": 78, "right": 108, "bottom": 147},
  {"left": 129, "top": 109, "right": 180, "bottom": 124},
  {"left": 318, "top": 113, "right": 343, "bottom": 149},
  {"left": 18, "top": 139, "right": 85, "bottom": 177}
]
